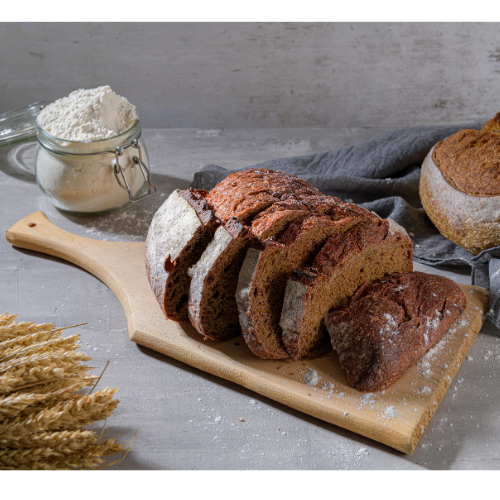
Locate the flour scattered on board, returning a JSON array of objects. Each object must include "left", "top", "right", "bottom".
[
  {"left": 303, "top": 368, "right": 321, "bottom": 386},
  {"left": 418, "top": 386, "right": 432, "bottom": 395},
  {"left": 383, "top": 406, "right": 398, "bottom": 419}
]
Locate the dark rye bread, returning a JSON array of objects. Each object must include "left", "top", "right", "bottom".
[
  {"left": 145, "top": 188, "right": 219, "bottom": 322},
  {"left": 324, "top": 272, "right": 467, "bottom": 392},
  {"left": 188, "top": 218, "right": 253, "bottom": 340},
  {"left": 280, "top": 218, "right": 413, "bottom": 359},
  {"left": 187, "top": 168, "right": 342, "bottom": 341},
  {"left": 236, "top": 204, "right": 378, "bottom": 359}
]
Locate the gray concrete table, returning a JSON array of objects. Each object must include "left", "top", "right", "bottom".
[{"left": 1, "top": 128, "right": 499, "bottom": 470}]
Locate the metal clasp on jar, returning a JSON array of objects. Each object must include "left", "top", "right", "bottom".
[{"left": 114, "top": 139, "right": 157, "bottom": 203}]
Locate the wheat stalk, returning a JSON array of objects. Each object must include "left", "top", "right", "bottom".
[
  {"left": 0, "top": 313, "right": 17, "bottom": 327},
  {"left": 0, "top": 368, "right": 93, "bottom": 395},
  {"left": 0, "top": 357, "right": 94, "bottom": 394},
  {"left": 0, "top": 334, "right": 81, "bottom": 363},
  {"left": 0, "top": 322, "right": 56, "bottom": 343},
  {"left": 0, "top": 349, "right": 93, "bottom": 375},
  {"left": 14, "top": 375, "right": 98, "bottom": 396},
  {"left": 1, "top": 429, "right": 100, "bottom": 450},
  {"left": 0, "top": 392, "right": 49, "bottom": 418},
  {"left": 0, "top": 314, "right": 129, "bottom": 469},
  {"left": 0, "top": 329, "right": 64, "bottom": 353},
  {"left": 0, "top": 378, "right": 99, "bottom": 418},
  {"left": 1, "top": 388, "right": 119, "bottom": 438},
  {"left": 0, "top": 439, "right": 125, "bottom": 470}
]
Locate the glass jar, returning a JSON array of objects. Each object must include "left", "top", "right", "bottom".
[{"left": 35, "top": 117, "right": 156, "bottom": 215}]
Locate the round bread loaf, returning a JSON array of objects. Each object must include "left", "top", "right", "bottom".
[{"left": 419, "top": 113, "right": 500, "bottom": 255}]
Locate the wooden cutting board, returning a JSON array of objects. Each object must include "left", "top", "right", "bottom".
[{"left": 5, "top": 211, "right": 490, "bottom": 454}]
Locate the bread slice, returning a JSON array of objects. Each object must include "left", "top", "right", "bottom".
[
  {"left": 236, "top": 204, "right": 378, "bottom": 359},
  {"left": 280, "top": 218, "right": 413, "bottom": 359},
  {"left": 145, "top": 188, "right": 219, "bottom": 322},
  {"left": 187, "top": 168, "right": 341, "bottom": 341},
  {"left": 188, "top": 218, "right": 253, "bottom": 340},
  {"left": 324, "top": 272, "right": 467, "bottom": 392}
]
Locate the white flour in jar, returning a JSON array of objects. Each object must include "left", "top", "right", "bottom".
[
  {"left": 38, "top": 86, "right": 138, "bottom": 142},
  {"left": 36, "top": 86, "right": 146, "bottom": 214}
]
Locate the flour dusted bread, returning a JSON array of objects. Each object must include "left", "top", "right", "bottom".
[
  {"left": 145, "top": 188, "right": 219, "bottom": 322},
  {"left": 187, "top": 168, "right": 341, "bottom": 341},
  {"left": 280, "top": 218, "right": 413, "bottom": 359},
  {"left": 420, "top": 113, "right": 500, "bottom": 255},
  {"left": 325, "top": 272, "right": 467, "bottom": 392},
  {"left": 236, "top": 204, "right": 377, "bottom": 359}
]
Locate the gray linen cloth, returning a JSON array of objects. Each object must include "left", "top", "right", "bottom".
[{"left": 191, "top": 124, "right": 500, "bottom": 329}]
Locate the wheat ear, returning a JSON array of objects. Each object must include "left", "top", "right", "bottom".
[
  {"left": 0, "top": 313, "right": 17, "bottom": 327},
  {"left": 1, "top": 429, "right": 100, "bottom": 450},
  {"left": 0, "top": 334, "right": 81, "bottom": 363},
  {"left": 0, "top": 329, "right": 63, "bottom": 353},
  {"left": 0, "top": 387, "right": 119, "bottom": 437},
  {"left": 0, "top": 322, "right": 56, "bottom": 342},
  {"left": 0, "top": 439, "right": 125, "bottom": 470}
]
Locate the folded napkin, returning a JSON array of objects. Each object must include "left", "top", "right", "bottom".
[{"left": 191, "top": 123, "right": 500, "bottom": 329}]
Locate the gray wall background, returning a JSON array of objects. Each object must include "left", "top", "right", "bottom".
[{"left": 1, "top": 22, "right": 499, "bottom": 129}]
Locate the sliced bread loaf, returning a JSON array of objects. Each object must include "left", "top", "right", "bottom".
[
  {"left": 324, "top": 272, "right": 467, "bottom": 392},
  {"left": 187, "top": 168, "right": 341, "bottom": 341},
  {"left": 280, "top": 218, "right": 413, "bottom": 359},
  {"left": 145, "top": 188, "right": 219, "bottom": 322},
  {"left": 236, "top": 204, "right": 378, "bottom": 359}
]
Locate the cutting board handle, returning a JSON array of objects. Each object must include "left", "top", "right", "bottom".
[
  {"left": 6, "top": 211, "right": 86, "bottom": 260},
  {"left": 5, "top": 211, "right": 148, "bottom": 339},
  {"left": 5, "top": 211, "right": 144, "bottom": 290}
]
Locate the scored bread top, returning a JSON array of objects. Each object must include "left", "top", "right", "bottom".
[
  {"left": 277, "top": 203, "right": 377, "bottom": 247},
  {"left": 325, "top": 271, "right": 467, "bottom": 392},
  {"left": 206, "top": 168, "right": 337, "bottom": 224},
  {"left": 432, "top": 113, "right": 500, "bottom": 197},
  {"left": 311, "top": 218, "right": 390, "bottom": 276}
]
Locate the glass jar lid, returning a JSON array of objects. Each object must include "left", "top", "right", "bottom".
[{"left": 0, "top": 101, "right": 52, "bottom": 148}]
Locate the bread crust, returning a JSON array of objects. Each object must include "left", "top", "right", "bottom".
[
  {"left": 236, "top": 206, "right": 378, "bottom": 360},
  {"left": 186, "top": 168, "right": 342, "bottom": 342},
  {"left": 325, "top": 272, "right": 466, "bottom": 392},
  {"left": 420, "top": 146, "right": 500, "bottom": 255},
  {"left": 432, "top": 129, "right": 500, "bottom": 196},
  {"left": 145, "top": 188, "right": 218, "bottom": 322},
  {"left": 206, "top": 168, "right": 326, "bottom": 223},
  {"left": 188, "top": 220, "right": 252, "bottom": 340},
  {"left": 280, "top": 219, "right": 413, "bottom": 359}
]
